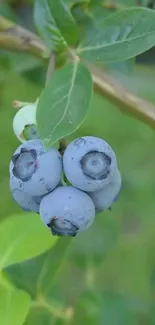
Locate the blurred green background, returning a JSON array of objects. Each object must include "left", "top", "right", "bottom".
[{"left": 1, "top": 0, "right": 155, "bottom": 324}]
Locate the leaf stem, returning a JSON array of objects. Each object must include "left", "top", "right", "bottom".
[
  {"left": 31, "top": 295, "right": 73, "bottom": 321},
  {"left": 59, "top": 138, "right": 68, "bottom": 155},
  {"left": 1, "top": 16, "right": 155, "bottom": 131}
]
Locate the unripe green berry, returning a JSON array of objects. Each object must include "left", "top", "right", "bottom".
[{"left": 13, "top": 103, "right": 39, "bottom": 143}]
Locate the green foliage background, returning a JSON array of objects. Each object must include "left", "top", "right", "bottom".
[{"left": 1, "top": 0, "right": 155, "bottom": 324}]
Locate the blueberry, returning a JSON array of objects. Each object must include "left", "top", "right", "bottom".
[
  {"left": 13, "top": 103, "right": 38, "bottom": 143},
  {"left": 63, "top": 136, "right": 117, "bottom": 192},
  {"left": 11, "top": 148, "right": 37, "bottom": 182},
  {"left": 9, "top": 139, "right": 62, "bottom": 196},
  {"left": 10, "top": 176, "right": 42, "bottom": 213},
  {"left": 89, "top": 169, "right": 122, "bottom": 211},
  {"left": 39, "top": 186, "right": 95, "bottom": 237}
]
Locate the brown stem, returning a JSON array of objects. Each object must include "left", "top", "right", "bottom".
[
  {"left": 86, "top": 62, "right": 155, "bottom": 129},
  {"left": 0, "top": 16, "right": 47, "bottom": 58},
  {"left": 1, "top": 16, "right": 155, "bottom": 131}
]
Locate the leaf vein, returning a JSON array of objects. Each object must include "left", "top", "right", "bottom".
[
  {"left": 48, "top": 61, "right": 79, "bottom": 141},
  {"left": 47, "top": 95, "right": 68, "bottom": 113},
  {"left": 78, "top": 29, "right": 155, "bottom": 53}
]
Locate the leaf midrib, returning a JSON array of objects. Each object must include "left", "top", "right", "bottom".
[
  {"left": 78, "top": 29, "right": 155, "bottom": 53},
  {"left": 48, "top": 61, "right": 79, "bottom": 142}
]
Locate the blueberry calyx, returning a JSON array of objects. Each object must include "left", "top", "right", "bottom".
[
  {"left": 80, "top": 151, "right": 111, "bottom": 180},
  {"left": 47, "top": 217, "right": 79, "bottom": 237},
  {"left": 22, "top": 124, "right": 40, "bottom": 141},
  {"left": 12, "top": 148, "right": 37, "bottom": 182}
]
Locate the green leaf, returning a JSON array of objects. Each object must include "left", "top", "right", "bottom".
[
  {"left": 24, "top": 306, "right": 54, "bottom": 325},
  {"left": 48, "top": 0, "right": 79, "bottom": 46},
  {"left": 34, "top": 0, "right": 65, "bottom": 51},
  {"left": 89, "top": 3, "right": 116, "bottom": 26},
  {"left": 64, "top": 0, "right": 90, "bottom": 7},
  {"left": 5, "top": 239, "right": 72, "bottom": 325},
  {"left": 118, "top": 0, "right": 140, "bottom": 6},
  {"left": 77, "top": 7, "right": 155, "bottom": 63},
  {"left": 5, "top": 237, "right": 72, "bottom": 298},
  {"left": 36, "top": 62, "right": 93, "bottom": 149},
  {"left": 34, "top": 0, "right": 78, "bottom": 50},
  {"left": 0, "top": 275, "right": 31, "bottom": 325},
  {"left": 0, "top": 213, "right": 57, "bottom": 269},
  {"left": 71, "top": 2, "right": 95, "bottom": 41}
]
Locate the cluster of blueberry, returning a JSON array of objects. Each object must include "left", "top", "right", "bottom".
[{"left": 9, "top": 136, "right": 121, "bottom": 237}]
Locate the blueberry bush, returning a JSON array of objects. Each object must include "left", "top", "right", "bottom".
[{"left": 1, "top": 0, "right": 155, "bottom": 324}]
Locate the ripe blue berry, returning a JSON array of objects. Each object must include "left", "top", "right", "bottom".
[
  {"left": 9, "top": 139, "right": 62, "bottom": 196},
  {"left": 10, "top": 176, "right": 42, "bottom": 213},
  {"left": 11, "top": 148, "right": 37, "bottom": 182},
  {"left": 40, "top": 186, "right": 95, "bottom": 237},
  {"left": 89, "top": 169, "right": 122, "bottom": 211},
  {"left": 63, "top": 136, "right": 117, "bottom": 192}
]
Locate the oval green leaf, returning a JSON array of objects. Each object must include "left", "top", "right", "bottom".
[
  {"left": 24, "top": 307, "right": 53, "bottom": 325},
  {"left": 0, "top": 280, "right": 31, "bottom": 325},
  {"left": 48, "top": 0, "right": 79, "bottom": 46},
  {"left": 77, "top": 7, "right": 155, "bottom": 63},
  {"left": 5, "top": 237, "right": 72, "bottom": 300},
  {"left": 36, "top": 62, "right": 93, "bottom": 149},
  {"left": 0, "top": 213, "right": 57, "bottom": 269}
]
